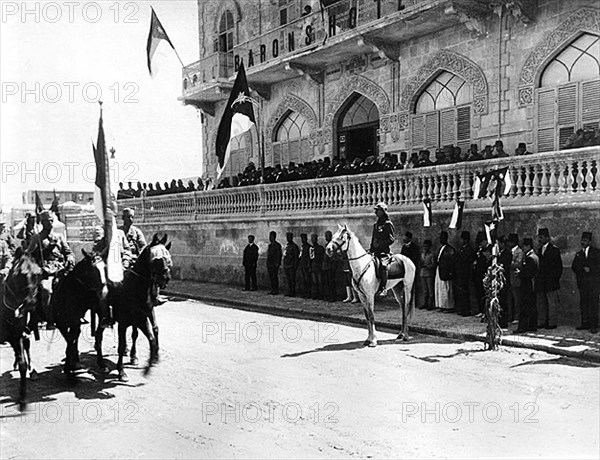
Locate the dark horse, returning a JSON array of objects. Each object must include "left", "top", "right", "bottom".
[
  {"left": 52, "top": 250, "right": 107, "bottom": 377},
  {"left": 0, "top": 254, "right": 42, "bottom": 410},
  {"left": 95, "top": 234, "right": 172, "bottom": 381}
]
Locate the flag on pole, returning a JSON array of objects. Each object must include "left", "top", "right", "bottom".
[
  {"left": 146, "top": 7, "right": 177, "bottom": 76},
  {"left": 93, "top": 104, "right": 123, "bottom": 283},
  {"left": 215, "top": 63, "right": 256, "bottom": 182},
  {"left": 50, "top": 189, "right": 60, "bottom": 220},
  {"left": 34, "top": 191, "right": 44, "bottom": 214},
  {"left": 449, "top": 200, "right": 465, "bottom": 229},
  {"left": 473, "top": 167, "right": 511, "bottom": 199},
  {"left": 422, "top": 198, "right": 432, "bottom": 227}
]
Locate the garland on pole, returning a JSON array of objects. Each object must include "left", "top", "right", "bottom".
[{"left": 483, "top": 255, "right": 505, "bottom": 350}]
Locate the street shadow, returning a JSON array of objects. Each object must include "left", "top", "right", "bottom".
[
  {"left": 510, "top": 356, "right": 599, "bottom": 369},
  {"left": 0, "top": 351, "right": 143, "bottom": 412},
  {"left": 281, "top": 337, "right": 433, "bottom": 358},
  {"left": 406, "top": 348, "right": 487, "bottom": 363}
]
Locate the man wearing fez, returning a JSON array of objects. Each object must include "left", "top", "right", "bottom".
[
  {"left": 242, "top": 235, "right": 259, "bottom": 291},
  {"left": 283, "top": 232, "right": 300, "bottom": 297},
  {"left": 572, "top": 232, "right": 600, "bottom": 333},
  {"left": 535, "top": 228, "right": 563, "bottom": 329},
  {"left": 507, "top": 233, "right": 524, "bottom": 324},
  {"left": 266, "top": 231, "right": 282, "bottom": 295},
  {"left": 516, "top": 238, "right": 539, "bottom": 333},
  {"left": 454, "top": 231, "right": 475, "bottom": 317}
]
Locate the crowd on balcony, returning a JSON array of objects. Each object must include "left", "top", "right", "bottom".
[{"left": 117, "top": 131, "right": 599, "bottom": 198}]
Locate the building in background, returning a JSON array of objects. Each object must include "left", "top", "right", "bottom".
[
  {"left": 180, "top": 0, "right": 599, "bottom": 182},
  {"left": 23, "top": 190, "right": 94, "bottom": 206}
]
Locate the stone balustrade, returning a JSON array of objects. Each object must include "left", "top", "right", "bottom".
[{"left": 118, "top": 147, "right": 599, "bottom": 223}]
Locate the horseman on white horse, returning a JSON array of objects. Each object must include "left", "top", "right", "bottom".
[{"left": 370, "top": 202, "right": 395, "bottom": 297}]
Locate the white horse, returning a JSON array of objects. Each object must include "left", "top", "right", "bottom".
[{"left": 326, "top": 224, "right": 416, "bottom": 347}]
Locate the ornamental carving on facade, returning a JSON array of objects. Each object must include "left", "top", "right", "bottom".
[
  {"left": 324, "top": 74, "right": 391, "bottom": 146},
  {"left": 264, "top": 94, "right": 319, "bottom": 158},
  {"left": 399, "top": 49, "right": 489, "bottom": 115},
  {"left": 517, "top": 7, "right": 600, "bottom": 106}
]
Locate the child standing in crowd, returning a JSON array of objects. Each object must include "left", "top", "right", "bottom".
[{"left": 420, "top": 240, "right": 435, "bottom": 310}]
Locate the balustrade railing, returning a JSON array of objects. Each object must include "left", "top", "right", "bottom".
[{"left": 119, "top": 147, "right": 599, "bottom": 222}]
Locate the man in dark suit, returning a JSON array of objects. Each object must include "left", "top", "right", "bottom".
[
  {"left": 516, "top": 238, "right": 539, "bottom": 333},
  {"left": 497, "top": 236, "right": 513, "bottom": 329},
  {"left": 400, "top": 231, "right": 420, "bottom": 267},
  {"left": 472, "top": 232, "right": 492, "bottom": 318},
  {"left": 572, "top": 232, "right": 600, "bottom": 333},
  {"left": 370, "top": 202, "right": 395, "bottom": 297},
  {"left": 283, "top": 232, "right": 300, "bottom": 297},
  {"left": 266, "top": 231, "right": 282, "bottom": 295},
  {"left": 298, "top": 233, "right": 312, "bottom": 298},
  {"left": 454, "top": 231, "right": 475, "bottom": 316},
  {"left": 322, "top": 230, "right": 338, "bottom": 301},
  {"left": 243, "top": 235, "right": 259, "bottom": 291},
  {"left": 435, "top": 231, "right": 455, "bottom": 312},
  {"left": 535, "top": 228, "right": 563, "bottom": 329},
  {"left": 310, "top": 233, "right": 325, "bottom": 300}
]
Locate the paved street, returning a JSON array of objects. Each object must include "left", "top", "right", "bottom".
[{"left": 1, "top": 299, "right": 599, "bottom": 459}]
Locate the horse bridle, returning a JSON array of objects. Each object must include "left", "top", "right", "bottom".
[{"left": 330, "top": 230, "right": 371, "bottom": 261}]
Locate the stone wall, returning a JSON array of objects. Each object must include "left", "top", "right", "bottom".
[{"left": 136, "top": 207, "right": 600, "bottom": 326}]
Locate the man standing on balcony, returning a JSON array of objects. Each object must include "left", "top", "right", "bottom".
[
  {"left": 535, "top": 228, "right": 562, "bottom": 330},
  {"left": 572, "top": 232, "right": 599, "bottom": 334},
  {"left": 267, "top": 231, "right": 282, "bottom": 295},
  {"left": 370, "top": 203, "right": 395, "bottom": 297},
  {"left": 242, "top": 235, "right": 259, "bottom": 291},
  {"left": 283, "top": 232, "right": 300, "bottom": 297}
]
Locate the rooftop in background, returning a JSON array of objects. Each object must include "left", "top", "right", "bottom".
[{"left": 23, "top": 190, "right": 94, "bottom": 206}]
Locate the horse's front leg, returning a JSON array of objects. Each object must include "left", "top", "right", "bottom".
[
  {"left": 94, "top": 325, "right": 109, "bottom": 374},
  {"left": 129, "top": 327, "right": 138, "bottom": 365},
  {"left": 362, "top": 297, "right": 377, "bottom": 347},
  {"left": 150, "top": 307, "right": 159, "bottom": 350},
  {"left": 138, "top": 317, "right": 158, "bottom": 376},
  {"left": 17, "top": 336, "right": 28, "bottom": 411},
  {"left": 116, "top": 323, "right": 129, "bottom": 382}
]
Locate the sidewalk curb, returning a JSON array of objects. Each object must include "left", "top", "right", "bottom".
[{"left": 163, "top": 289, "right": 600, "bottom": 364}]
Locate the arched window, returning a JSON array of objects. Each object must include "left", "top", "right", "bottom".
[
  {"left": 411, "top": 71, "right": 472, "bottom": 151},
  {"left": 214, "top": 10, "right": 234, "bottom": 54},
  {"left": 537, "top": 33, "right": 600, "bottom": 152},
  {"left": 337, "top": 93, "right": 380, "bottom": 160},
  {"left": 272, "top": 110, "right": 311, "bottom": 166},
  {"left": 341, "top": 95, "right": 379, "bottom": 128},
  {"left": 224, "top": 131, "right": 253, "bottom": 180}
]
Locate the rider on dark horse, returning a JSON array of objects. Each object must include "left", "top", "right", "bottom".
[
  {"left": 370, "top": 202, "right": 395, "bottom": 297},
  {"left": 26, "top": 211, "right": 75, "bottom": 329}
]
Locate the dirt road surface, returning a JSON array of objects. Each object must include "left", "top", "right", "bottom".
[{"left": 1, "top": 299, "right": 599, "bottom": 459}]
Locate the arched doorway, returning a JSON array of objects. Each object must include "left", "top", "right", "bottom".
[{"left": 336, "top": 93, "right": 379, "bottom": 161}]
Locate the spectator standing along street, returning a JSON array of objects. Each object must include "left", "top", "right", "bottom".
[
  {"left": 516, "top": 238, "right": 539, "bottom": 333},
  {"left": 283, "top": 232, "right": 300, "bottom": 297},
  {"left": 507, "top": 233, "right": 524, "bottom": 324},
  {"left": 535, "top": 228, "right": 563, "bottom": 330},
  {"left": 420, "top": 240, "right": 436, "bottom": 310},
  {"left": 309, "top": 234, "right": 325, "bottom": 300},
  {"left": 298, "top": 233, "right": 312, "bottom": 298},
  {"left": 322, "top": 230, "right": 338, "bottom": 301},
  {"left": 242, "top": 235, "right": 259, "bottom": 291},
  {"left": 435, "top": 231, "right": 455, "bottom": 312},
  {"left": 572, "top": 232, "right": 600, "bottom": 334},
  {"left": 266, "top": 231, "right": 282, "bottom": 295},
  {"left": 454, "top": 231, "right": 474, "bottom": 317}
]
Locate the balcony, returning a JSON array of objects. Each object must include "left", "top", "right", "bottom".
[
  {"left": 118, "top": 147, "right": 599, "bottom": 223},
  {"left": 180, "top": 0, "right": 482, "bottom": 105}
]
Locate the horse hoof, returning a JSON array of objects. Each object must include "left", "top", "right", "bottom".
[
  {"left": 118, "top": 372, "right": 128, "bottom": 382},
  {"left": 363, "top": 340, "right": 371, "bottom": 347},
  {"left": 368, "top": 341, "right": 377, "bottom": 348},
  {"left": 130, "top": 357, "right": 138, "bottom": 366},
  {"left": 143, "top": 366, "right": 152, "bottom": 377},
  {"left": 29, "top": 370, "right": 39, "bottom": 381},
  {"left": 19, "top": 401, "right": 27, "bottom": 412}
]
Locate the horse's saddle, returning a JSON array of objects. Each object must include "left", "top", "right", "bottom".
[{"left": 373, "top": 255, "right": 405, "bottom": 280}]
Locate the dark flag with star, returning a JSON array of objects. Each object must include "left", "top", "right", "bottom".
[
  {"left": 215, "top": 63, "right": 256, "bottom": 181},
  {"left": 473, "top": 167, "right": 512, "bottom": 221},
  {"left": 146, "top": 7, "right": 177, "bottom": 76}
]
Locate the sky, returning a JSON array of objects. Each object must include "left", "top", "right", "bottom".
[{"left": 0, "top": 0, "right": 202, "bottom": 209}]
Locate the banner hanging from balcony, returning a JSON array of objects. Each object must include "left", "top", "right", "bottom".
[
  {"left": 422, "top": 198, "right": 432, "bottom": 227},
  {"left": 146, "top": 7, "right": 178, "bottom": 76},
  {"left": 215, "top": 63, "right": 256, "bottom": 182},
  {"left": 473, "top": 167, "right": 512, "bottom": 221},
  {"left": 449, "top": 200, "right": 465, "bottom": 229}
]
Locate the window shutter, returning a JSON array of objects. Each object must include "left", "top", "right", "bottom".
[
  {"left": 411, "top": 115, "right": 425, "bottom": 149},
  {"left": 557, "top": 83, "right": 578, "bottom": 150},
  {"left": 289, "top": 139, "right": 300, "bottom": 164},
  {"left": 273, "top": 143, "right": 281, "bottom": 167},
  {"left": 537, "top": 87, "right": 556, "bottom": 152},
  {"left": 582, "top": 79, "right": 600, "bottom": 124},
  {"left": 440, "top": 109, "right": 456, "bottom": 147},
  {"left": 425, "top": 112, "right": 439, "bottom": 149},
  {"left": 457, "top": 106, "right": 471, "bottom": 143}
]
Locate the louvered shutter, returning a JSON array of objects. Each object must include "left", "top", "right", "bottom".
[
  {"left": 456, "top": 105, "right": 471, "bottom": 153},
  {"left": 425, "top": 112, "right": 439, "bottom": 149},
  {"left": 537, "top": 88, "right": 556, "bottom": 152},
  {"left": 440, "top": 109, "right": 456, "bottom": 147},
  {"left": 582, "top": 79, "right": 600, "bottom": 128},
  {"left": 557, "top": 83, "right": 577, "bottom": 150},
  {"left": 411, "top": 115, "right": 425, "bottom": 149}
]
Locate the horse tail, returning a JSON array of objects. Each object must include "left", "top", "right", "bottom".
[{"left": 397, "top": 254, "right": 416, "bottom": 320}]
